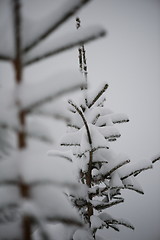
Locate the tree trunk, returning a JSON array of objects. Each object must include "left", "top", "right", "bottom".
[{"left": 13, "top": 0, "right": 31, "bottom": 239}]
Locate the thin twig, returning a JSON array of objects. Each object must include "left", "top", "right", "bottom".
[{"left": 88, "top": 83, "right": 108, "bottom": 108}]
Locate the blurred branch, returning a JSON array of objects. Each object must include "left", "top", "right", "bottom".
[
  {"left": 0, "top": 123, "right": 53, "bottom": 144},
  {"left": 0, "top": 54, "right": 13, "bottom": 62},
  {"left": 23, "top": 0, "right": 92, "bottom": 53},
  {"left": 24, "top": 26, "right": 106, "bottom": 66},
  {"left": 23, "top": 83, "right": 87, "bottom": 113}
]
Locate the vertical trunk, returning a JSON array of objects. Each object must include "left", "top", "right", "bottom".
[
  {"left": 13, "top": 0, "right": 31, "bottom": 239},
  {"left": 85, "top": 151, "right": 93, "bottom": 225}
]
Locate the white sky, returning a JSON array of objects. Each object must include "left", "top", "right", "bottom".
[{"left": 1, "top": 0, "right": 160, "bottom": 239}]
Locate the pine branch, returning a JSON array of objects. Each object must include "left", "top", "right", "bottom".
[
  {"left": 47, "top": 151, "right": 72, "bottom": 162},
  {"left": 106, "top": 219, "right": 134, "bottom": 231},
  {"left": 23, "top": 0, "right": 92, "bottom": 53},
  {"left": 104, "top": 160, "right": 130, "bottom": 178},
  {"left": 67, "top": 123, "right": 80, "bottom": 130},
  {"left": 97, "top": 97, "right": 106, "bottom": 107},
  {"left": 61, "top": 143, "right": 80, "bottom": 147},
  {"left": 106, "top": 134, "right": 121, "bottom": 141},
  {"left": 92, "top": 113, "right": 101, "bottom": 125},
  {"left": 77, "top": 146, "right": 109, "bottom": 158},
  {"left": 0, "top": 54, "right": 13, "bottom": 62},
  {"left": 68, "top": 100, "right": 92, "bottom": 146},
  {"left": 109, "top": 224, "right": 120, "bottom": 231},
  {"left": 113, "top": 119, "right": 129, "bottom": 124},
  {"left": 0, "top": 123, "right": 54, "bottom": 144},
  {"left": 88, "top": 83, "right": 108, "bottom": 108},
  {"left": 121, "top": 165, "right": 153, "bottom": 180},
  {"left": 19, "top": 73, "right": 87, "bottom": 113},
  {"left": 124, "top": 185, "right": 144, "bottom": 195},
  {"left": 92, "top": 199, "right": 124, "bottom": 210},
  {"left": 152, "top": 154, "right": 160, "bottom": 164},
  {"left": 24, "top": 25, "right": 106, "bottom": 66},
  {"left": 93, "top": 160, "right": 130, "bottom": 183}
]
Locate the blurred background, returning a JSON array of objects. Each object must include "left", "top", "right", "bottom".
[{"left": 1, "top": 0, "right": 160, "bottom": 239}]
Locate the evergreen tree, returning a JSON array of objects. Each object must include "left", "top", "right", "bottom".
[
  {"left": 59, "top": 18, "right": 160, "bottom": 240},
  {"left": 0, "top": 1, "right": 106, "bottom": 239}
]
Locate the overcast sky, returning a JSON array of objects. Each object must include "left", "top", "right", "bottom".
[{"left": 1, "top": 0, "right": 160, "bottom": 240}]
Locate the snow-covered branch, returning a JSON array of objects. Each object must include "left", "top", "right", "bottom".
[
  {"left": 19, "top": 71, "right": 86, "bottom": 112},
  {"left": 24, "top": 26, "right": 106, "bottom": 65},
  {"left": 23, "top": 0, "right": 93, "bottom": 53},
  {"left": 88, "top": 83, "right": 108, "bottom": 108}
]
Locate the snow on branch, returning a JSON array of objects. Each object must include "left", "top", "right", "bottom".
[
  {"left": 110, "top": 113, "right": 129, "bottom": 124},
  {"left": 19, "top": 149, "right": 78, "bottom": 188},
  {"left": 19, "top": 71, "right": 86, "bottom": 112},
  {"left": 0, "top": 114, "right": 54, "bottom": 144},
  {"left": 98, "top": 213, "right": 134, "bottom": 231},
  {"left": 60, "top": 130, "right": 81, "bottom": 147},
  {"left": 26, "top": 116, "right": 55, "bottom": 144},
  {"left": 120, "top": 160, "right": 153, "bottom": 180},
  {"left": 121, "top": 176, "right": 144, "bottom": 194},
  {"left": 23, "top": 0, "right": 93, "bottom": 53},
  {"left": 31, "top": 99, "right": 70, "bottom": 123},
  {"left": 22, "top": 186, "right": 82, "bottom": 227},
  {"left": 98, "top": 126, "right": 121, "bottom": 141},
  {"left": 47, "top": 150, "right": 73, "bottom": 162},
  {"left": 104, "top": 159, "right": 130, "bottom": 179},
  {"left": 24, "top": 25, "right": 106, "bottom": 66},
  {"left": 91, "top": 198, "right": 124, "bottom": 211}
]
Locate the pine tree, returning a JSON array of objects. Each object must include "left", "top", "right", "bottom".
[
  {"left": 59, "top": 18, "right": 160, "bottom": 240},
  {"left": 0, "top": 1, "right": 106, "bottom": 239}
]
